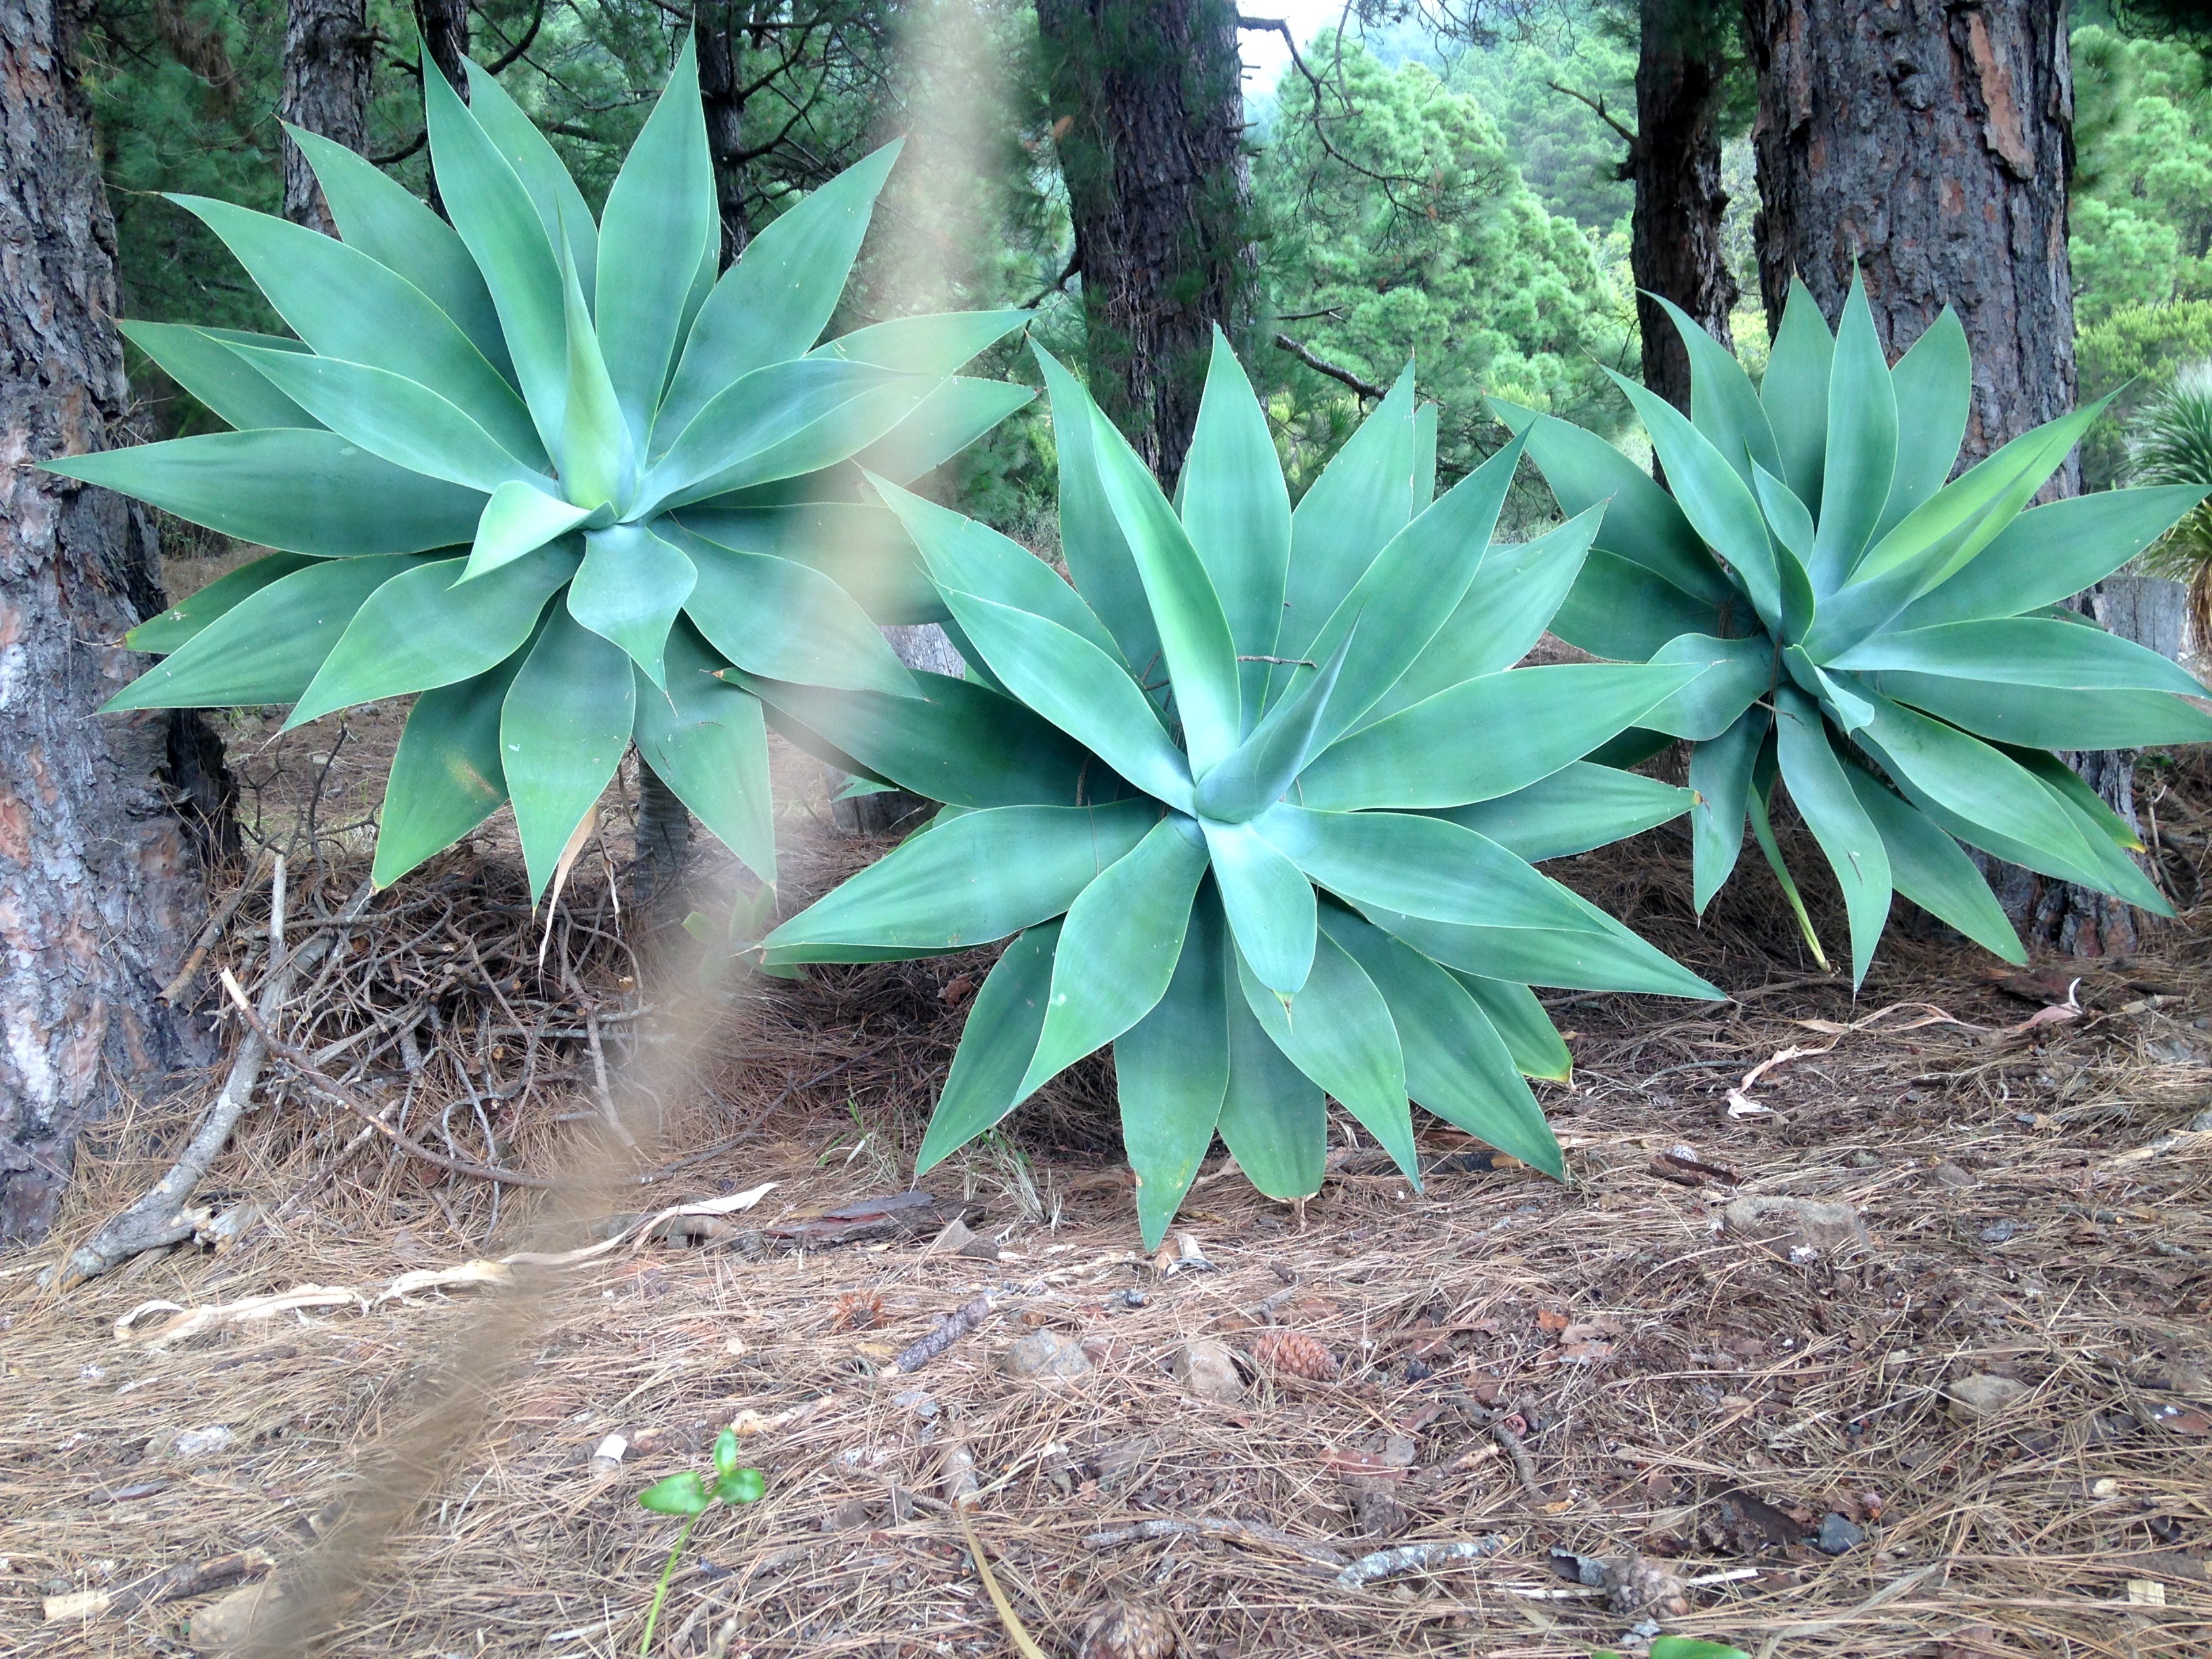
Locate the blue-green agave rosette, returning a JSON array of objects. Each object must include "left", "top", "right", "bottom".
[
  {"left": 1500, "top": 276, "right": 2212, "bottom": 982},
  {"left": 751, "top": 336, "right": 1719, "bottom": 1244},
  {"left": 52, "top": 39, "right": 1032, "bottom": 895}
]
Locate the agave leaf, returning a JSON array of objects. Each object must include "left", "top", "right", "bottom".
[
  {"left": 680, "top": 533, "right": 916, "bottom": 699},
  {"left": 374, "top": 653, "right": 525, "bottom": 887},
  {"left": 1654, "top": 291, "right": 1781, "bottom": 487},
  {"left": 816, "top": 310, "right": 1032, "bottom": 377},
  {"left": 1751, "top": 462, "right": 1818, "bottom": 638},
  {"left": 1759, "top": 278, "right": 1835, "bottom": 508},
  {"left": 1192, "top": 624, "right": 1353, "bottom": 823},
  {"left": 1782, "top": 646, "right": 1875, "bottom": 732},
  {"left": 1746, "top": 745, "right": 1828, "bottom": 968},
  {"left": 1277, "top": 367, "right": 1419, "bottom": 678},
  {"left": 1834, "top": 617, "right": 2207, "bottom": 696},
  {"left": 872, "top": 474, "right": 1128, "bottom": 661},
  {"left": 937, "top": 590, "right": 1193, "bottom": 808},
  {"left": 633, "top": 622, "right": 775, "bottom": 881},
  {"left": 1235, "top": 928, "right": 1416, "bottom": 1180},
  {"left": 1774, "top": 685, "right": 1891, "bottom": 984},
  {"left": 290, "top": 544, "right": 577, "bottom": 726},
  {"left": 1032, "top": 344, "right": 1164, "bottom": 678},
  {"left": 1018, "top": 817, "right": 1210, "bottom": 1098},
  {"left": 846, "top": 378, "right": 1038, "bottom": 488},
  {"left": 681, "top": 501, "right": 941, "bottom": 624},
  {"left": 500, "top": 607, "right": 636, "bottom": 900},
  {"left": 287, "top": 123, "right": 510, "bottom": 377},
  {"left": 1689, "top": 705, "right": 1769, "bottom": 912},
  {"left": 1298, "top": 431, "right": 1525, "bottom": 749},
  {"left": 1202, "top": 817, "right": 1317, "bottom": 996},
  {"left": 736, "top": 670, "right": 1099, "bottom": 811},
  {"left": 1606, "top": 368, "right": 1782, "bottom": 630},
  {"left": 172, "top": 192, "right": 541, "bottom": 462},
  {"left": 1872, "top": 308, "right": 1971, "bottom": 544},
  {"left": 1854, "top": 695, "right": 2100, "bottom": 876},
  {"left": 1086, "top": 398, "right": 1242, "bottom": 771},
  {"left": 1452, "top": 970, "right": 1573, "bottom": 1080},
  {"left": 1869, "top": 675, "right": 2212, "bottom": 748},
  {"left": 1551, "top": 550, "right": 1731, "bottom": 662},
  {"left": 1320, "top": 905, "right": 1561, "bottom": 1176},
  {"left": 914, "top": 921, "right": 1061, "bottom": 1173},
  {"left": 127, "top": 552, "right": 321, "bottom": 653},
  {"left": 2005, "top": 746, "right": 2144, "bottom": 850},
  {"left": 1216, "top": 958, "right": 1326, "bottom": 1201},
  {"left": 558, "top": 226, "right": 633, "bottom": 510},
  {"left": 1376, "top": 509, "right": 1602, "bottom": 716},
  {"left": 763, "top": 800, "right": 1156, "bottom": 960},
  {"left": 120, "top": 322, "right": 316, "bottom": 432},
  {"left": 570, "top": 523, "right": 697, "bottom": 687},
  {"left": 104, "top": 554, "right": 423, "bottom": 711},
  {"left": 1635, "top": 634, "right": 1771, "bottom": 741},
  {"left": 460, "top": 58, "right": 597, "bottom": 305},
  {"left": 1117, "top": 891, "right": 1233, "bottom": 1248},
  {"left": 1843, "top": 767, "right": 2023, "bottom": 964},
  {"left": 423, "top": 64, "right": 567, "bottom": 446},
  {"left": 1809, "top": 276, "right": 1898, "bottom": 590},
  {"left": 1296, "top": 662, "right": 1700, "bottom": 811},
  {"left": 1439, "top": 764, "right": 1690, "bottom": 864},
  {"left": 1492, "top": 398, "right": 1734, "bottom": 604},
  {"left": 227, "top": 346, "right": 544, "bottom": 491},
  {"left": 596, "top": 35, "right": 716, "bottom": 447},
  {"left": 659, "top": 142, "right": 902, "bottom": 441},
  {"left": 643, "top": 359, "right": 916, "bottom": 512},
  {"left": 463, "top": 482, "right": 594, "bottom": 581},
  {"left": 1357, "top": 890, "right": 1719, "bottom": 998},
  {"left": 1896, "top": 487, "right": 2207, "bottom": 629},
  {"left": 1181, "top": 330, "right": 1291, "bottom": 726},
  {"left": 50, "top": 430, "right": 486, "bottom": 560}
]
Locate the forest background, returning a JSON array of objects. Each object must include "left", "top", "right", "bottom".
[{"left": 85, "top": 0, "right": 2212, "bottom": 527}]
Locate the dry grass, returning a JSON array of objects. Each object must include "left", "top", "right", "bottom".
[{"left": 2, "top": 724, "right": 2209, "bottom": 1658}]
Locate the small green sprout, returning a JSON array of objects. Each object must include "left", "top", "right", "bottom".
[
  {"left": 634, "top": 1427, "right": 764, "bottom": 1655},
  {"left": 1593, "top": 1639, "right": 1750, "bottom": 1659}
]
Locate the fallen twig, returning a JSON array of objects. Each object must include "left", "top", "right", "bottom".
[
  {"left": 1081, "top": 1517, "right": 1347, "bottom": 1570},
  {"left": 886, "top": 1293, "right": 996, "bottom": 1374},
  {"left": 159, "top": 846, "right": 270, "bottom": 1004},
  {"left": 58, "top": 872, "right": 375, "bottom": 1288},
  {"left": 1492, "top": 1414, "right": 1540, "bottom": 1495},
  {"left": 1334, "top": 1535, "right": 1504, "bottom": 1589},
  {"left": 219, "top": 969, "right": 555, "bottom": 1189},
  {"left": 42, "top": 1548, "right": 273, "bottom": 1621}
]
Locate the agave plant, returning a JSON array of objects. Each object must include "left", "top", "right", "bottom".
[
  {"left": 2128, "top": 359, "right": 2212, "bottom": 651},
  {"left": 748, "top": 336, "right": 1717, "bottom": 1244},
  {"left": 1499, "top": 277, "right": 2212, "bottom": 981},
  {"left": 52, "top": 40, "right": 1030, "bottom": 895}
]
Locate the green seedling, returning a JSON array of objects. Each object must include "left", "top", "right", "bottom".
[
  {"left": 634, "top": 1427, "right": 764, "bottom": 1655},
  {"left": 1593, "top": 1639, "right": 1750, "bottom": 1659}
]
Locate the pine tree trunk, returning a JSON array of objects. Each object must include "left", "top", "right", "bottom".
[
  {"left": 632, "top": 758, "right": 693, "bottom": 921},
  {"left": 1035, "top": 0, "right": 1249, "bottom": 483},
  {"left": 1, "top": 0, "right": 220, "bottom": 1242},
  {"left": 415, "top": 0, "right": 470, "bottom": 96},
  {"left": 695, "top": 1, "right": 753, "bottom": 270},
  {"left": 280, "top": 0, "right": 373, "bottom": 233},
  {"left": 1740, "top": 0, "right": 2136, "bottom": 952},
  {"left": 1633, "top": 0, "right": 1739, "bottom": 411}
]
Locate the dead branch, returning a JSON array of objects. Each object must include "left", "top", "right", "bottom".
[
  {"left": 1274, "top": 331, "right": 1388, "bottom": 400},
  {"left": 886, "top": 1292, "right": 996, "bottom": 1374},
  {"left": 1334, "top": 1535, "right": 1504, "bottom": 1590}
]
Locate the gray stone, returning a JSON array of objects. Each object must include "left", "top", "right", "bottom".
[
  {"left": 1723, "top": 1195, "right": 1872, "bottom": 1255},
  {"left": 1170, "top": 1338, "right": 1243, "bottom": 1403},
  {"left": 1813, "top": 1513, "right": 1866, "bottom": 1555},
  {"left": 1946, "top": 1373, "right": 2031, "bottom": 1420},
  {"left": 1000, "top": 1329, "right": 1092, "bottom": 1378}
]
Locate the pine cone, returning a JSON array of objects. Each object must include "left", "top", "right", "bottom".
[
  {"left": 1078, "top": 1601, "right": 1178, "bottom": 1659},
  {"left": 1252, "top": 1329, "right": 1340, "bottom": 1380}
]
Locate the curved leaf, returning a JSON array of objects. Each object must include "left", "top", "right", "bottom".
[
  {"left": 127, "top": 552, "right": 320, "bottom": 653},
  {"left": 914, "top": 921, "right": 1062, "bottom": 1174},
  {"left": 1182, "top": 330, "right": 1290, "bottom": 726},
  {"left": 1843, "top": 766, "right": 2022, "bottom": 964},
  {"left": 1452, "top": 971, "right": 1573, "bottom": 1080},
  {"left": 1870, "top": 674, "right": 2212, "bottom": 748},
  {"left": 633, "top": 619, "right": 775, "bottom": 880},
  {"left": 1872, "top": 308, "right": 1970, "bottom": 544},
  {"left": 461, "top": 58, "right": 597, "bottom": 306},
  {"left": 374, "top": 653, "right": 526, "bottom": 887},
  {"left": 1637, "top": 634, "right": 1771, "bottom": 741},
  {"left": 1896, "top": 487, "right": 2207, "bottom": 629},
  {"left": 644, "top": 359, "right": 916, "bottom": 511},
  {"left": 846, "top": 377, "right": 1037, "bottom": 487},
  {"left": 1116, "top": 891, "right": 1232, "bottom": 1247},
  {"left": 762, "top": 800, "right": 1156, "bottom": 960},
  {"left": 1280, "top": 367, "right": 1419, "bottom": 670},
  {"left": 463, "top": 482, "right": 594, "bottom": 581},
  {"left": 1835, "top": 617, "right": 2207, "bottom": 696},
  {"left": 680, "top": 501, "right": 942, "bottom": 625},
  {"left": 119, "top": 321, "right": 316, "bottom": 432},
  {"left": 570, "top": 523, "right": 697, "bottom": 687},
  {"left": 1551, "top": 550, "right": 1731, "bottom": 662},
  {"left": 1761, "top": 277, "right": 1834, "bottom": 508},
  {"left": 1774, "top": 685, "right": 1891, "bottom": 985},
  {"left": 46, "top": 430, "right": 486, "bottom": 557},
  {"left": 1655, "top": 291, "right": 1781, "bottom": 487},
  {"left": 1809, "top": 276, "right": 1898, "bottom": 589},
  {"left": 1689, "top": 705, "right": 1768, "bottom": 912},
  {"left": 1439, "top": 763, "right": 1690, "bottom": 864},
  {"left": 1203, "top": 817, "right": 1317, "bottom": 996},
  {"left": 815, "top": 309, "right": 1031, "bottom": 376},
  {"left": 500, "top": 607, "right": 636, "bottom": 900},
  {"left": 1216, "top": 971, "right": 1327, "bottom": 1201},
  {"left": 680, "top": 533, "right": 916, "bottom": 698},
  {"left": 1033, "top": 344, "right": 1163, "bottom": 678}
]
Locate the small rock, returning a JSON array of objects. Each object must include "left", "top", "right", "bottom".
[
  {"left": 821, "top": 1497, "right": 873, "bottom": 1531},
  {"left": 1170, "top": 1339, "right": 1242, "bottom": 1404},
  {"left": 1946, "top": 1374, "right": 2031, "bottom": 1420},
  {"left": 1813, "top": 1512, "right": 1866, "bottom": 1554},
  {"left": 1848, "top": 1149, "right": 1880, "bottom": 1168},
  {"left": 1000, "top": 1329, "right": 1092, "bottom": 1378},
  {"left": 1723, "top": 1195, "right": 1872, "bottom": 1256},
  {"left": 169, "top": 1426, "right": 233, "bottom": 1462},
  {"left": 187, "top": 1578, "right": 285, "bottom": 1652},
  {"left": 1977, "top": 1219, "right": 2020, "bottom": 1244},
  {"left": 1929, "top": 1161, "right": 1978, "bottom": 1190}
]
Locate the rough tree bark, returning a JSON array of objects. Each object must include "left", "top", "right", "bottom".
[
  {"left": 279, "top": 0, "right": 374, "bottom": 233},
  {"left": 695, "top": 1, "right": 754, "bottom": 270},
  {"left": 415, "top": 0, "right": 470, "bottom": 96},
  {"left": 1741, "top": 0, "right": 2141, "bottom": 953},
  {"left": 1, "top": 0, "right": 218, "bottom": 1242},
  {"left": 1631, "top": 0, "right": 1738, "bottom": 411},
  {"left": 1036, "top": 0, "right": 1249, "bottom": 484}
]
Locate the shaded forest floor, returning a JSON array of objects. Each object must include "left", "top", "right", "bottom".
[{"left": 3, "top": 705, "right": 2211, "bottom": 1658}]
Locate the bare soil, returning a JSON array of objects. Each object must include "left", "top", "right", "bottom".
[{"left": 3, "top": 680, "right": 2209, "bottom": 1658}]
